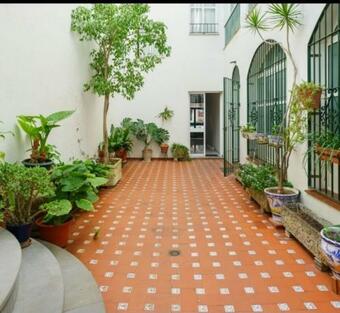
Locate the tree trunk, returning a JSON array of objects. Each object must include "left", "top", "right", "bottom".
[{"left": 103, "top": 94, "right": 110, "bottom": 164}]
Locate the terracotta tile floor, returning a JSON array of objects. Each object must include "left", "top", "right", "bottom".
[{"left": 67, "top": 159, "right": 340, "bottom": 313}]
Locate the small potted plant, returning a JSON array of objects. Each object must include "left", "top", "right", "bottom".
[
  {"left": 268, "top": 125, "right": 284, "bottom": 147},
  {"left": 154, "top": 127, "right": 170, "bottom": 154},
  {"left": 35, "top": 199, "right": 74, "bottom": 248},
  {"left": 17, "top": 110, "right": 74, "bottom": 169},
  {"left": 108, "top": 124, "right": 133, "bottom": 164},
  {"left": 320, "top": 225, "right": 340, "bottom": 281},
  {"left": 256, "top": 133, "right": 268, "bottom": 144},
  {"left": 0, "top": 163, "right": 54, "bottom": 247},
  {"left": 130, "top": 119, "right": 159, "bottom": 162},
  {"left": 295, "top": 81, "right": 323, "bottom": 111},
  {"left": 171, "top": 143, "right": 190, "bottom": 161},
  {"left": 157, "top": 106, "right": 174, "bottom": 123},
  {"left": 313, "top": 132, "right": 340, "bottom": 165},
  {"left": 240, "top": 124, "right": 256, "bottom": 140}
]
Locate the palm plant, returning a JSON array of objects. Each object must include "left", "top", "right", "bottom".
[
  {"left": 246, "top": 4, "right": 305, "bottom": 193},
  {"left": 157, "top": 106, "right": 174, "bottom": 123}
]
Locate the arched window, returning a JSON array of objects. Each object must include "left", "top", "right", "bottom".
[
  {"left": 308, "top": 4, "right": 339, "bottom": 202},
  {"left": 247, "top": 41, "right": 286, "bottom": 164}
]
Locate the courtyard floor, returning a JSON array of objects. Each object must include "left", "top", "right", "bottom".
[{"left": 67, "top": 159, "right": 340, "bottom": 313}]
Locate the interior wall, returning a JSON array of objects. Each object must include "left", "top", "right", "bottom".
[{"left": 205, "top": 93, "right": 220, "bottom": 155}]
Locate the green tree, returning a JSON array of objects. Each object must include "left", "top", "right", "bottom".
[{"left": 71, "top": 4, "right": 171, "bottom": 163}]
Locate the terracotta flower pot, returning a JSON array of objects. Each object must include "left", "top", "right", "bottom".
[
  {"left": 36, "top": 217, "right": 75, "bottom": 248},
  {"left": 115, "top": 148, "right": 128, "bottom": 163},
  {"left": 160, "top": 143, "right": 169, "bottom": 154},
  {"left": 298, "top": 89, "right": 322, "bottom": 110},
  {"left": 315, "top": 145, "right": 340, "bottom": 164}
]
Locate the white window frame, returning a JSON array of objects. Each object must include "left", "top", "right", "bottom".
[{"left": 190, "top": 4, "right": 218, "bottom": 34}]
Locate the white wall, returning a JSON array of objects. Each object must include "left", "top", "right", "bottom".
[
  {"left": 221, "top": 3, "right": 340, "bottom": 223},
  {"left": 0, "top": 4, "right": 98, "bottom": 163}
]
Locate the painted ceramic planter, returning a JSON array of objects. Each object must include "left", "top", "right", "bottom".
[
  {"left": 256, "top": 133, "right": 268, "bottom": 144},
  {"left": 264, "top": 187, "right": 300, "bottom": 225},
  {"left": 268, "top": 135, "right": 283, "bottom": 147},
  {"left": 320, "top": 227, "right": 340, "bottom": 280},
  {"left": 242, "top": 131, "right": 257, "bottom": 140}
]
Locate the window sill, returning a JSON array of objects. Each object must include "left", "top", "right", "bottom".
[
  {"left": 305, "top": 189, "right": 340, "bottom": 211},
  {"left": 189, "top": 32, "right": 219, "bottom": 36}
]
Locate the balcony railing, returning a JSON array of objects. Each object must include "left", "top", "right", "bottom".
[
  {"left": 224, "top": 4, "right": 240, "bottom": 46},
  {"left": 190, "top": 23, "right": 218, "bottom": 34}
]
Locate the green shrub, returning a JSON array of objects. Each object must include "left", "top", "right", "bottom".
[{"left": 171, "top": 143, "right": 190, "bottom": 161}]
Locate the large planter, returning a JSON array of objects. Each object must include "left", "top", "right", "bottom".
[
  {"left": 264, "top": 187, "right": 300, "bottom": 225},
  {"left": 104, "top": 158, "right": 122, "bottom": 187},
  {"left": 115, "top": 148, "right": 128, "bottom": 164},
  {"left": 315, "top": 145, "right": 340, "bottom": 165},
  {"left": 321, "top": 226, "right": 340, "bottom": 280},
  {"left": 246, "top": 187, "right": 271, "bottom": 214},
  {"left": 282, "top": 203, "right": 330, "bottom": 271},
  {"left": 22, "top": 159, "right": 54, "bottom": 170},
  {"left": 35, "top": 217, "right": 74, "bottom": 248},
  {"left": 143, "top": 148, "right": 152, "bottom": 162},
  {"left": 6, "top": 223, "right": 33, "bottom": 247}
]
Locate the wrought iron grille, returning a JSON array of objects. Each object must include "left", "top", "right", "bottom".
[
  {"left": 247, "top": 41, "right": 286, "bottom": 165},
  {"left": 308, "top": 3, "right": 340, "bottom": 202}
]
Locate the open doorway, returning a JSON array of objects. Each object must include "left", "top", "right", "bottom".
[{"left": 205, "top": 93, "right": 220, "bottom": 157}]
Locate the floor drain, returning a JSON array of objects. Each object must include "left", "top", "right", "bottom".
[{"left": 169, "top": 250, "right": 181, "bottom": 257}]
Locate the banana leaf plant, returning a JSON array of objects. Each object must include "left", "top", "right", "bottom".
[{"left": 17, "top": 110, "right": 74, "bottom": 163}]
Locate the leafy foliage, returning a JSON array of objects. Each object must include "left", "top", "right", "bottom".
[
  {"left": 50, "top": 161, "right": 108, "bottom": 212},
  {"left": 71, "top": 4, "right": 171, "bottom": 162},
  {"left": 240, "top": 124, "right": 256, "bottom": 133},
  {"left": 158, "top": 106, "right": 174, "bottom": 122},
  {"left": 40, "top": 199, "right": 73, "bottom": 226},
  {"left": 0, "top": 163, "right": 54, "bottom": 225},
  {"left": 323, "top": 225, "right": 340, "bottom": 242},
  {"left": 17, "top": 110, "right": 74, "bottom": 162},
  {"left": 171, "top": 143, "right": 190, "bottom": 161},
  {"left": 154, "top": 127, "right": 170, "bottom": 145},
  {"left": 108, "top": 124, "right": 133, "bottom": 153},
  {"left": 267, "top": 4, "right": 302, "bottom": 31},
  {"left": 130, "top": 119, "right": 159, "bottom": 148},
  {"left": 0, "top": 121, "right": 14, "bottom": 162}
]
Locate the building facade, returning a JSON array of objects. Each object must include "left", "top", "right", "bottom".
[{"left": 0, "top": 3, "right": 339, "bottom": 222}]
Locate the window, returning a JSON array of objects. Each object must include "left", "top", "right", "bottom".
[
  {"left": 190, "top": 4, "right": 218, "bottom": 34},
  {"left": 224, "top": 4, "right": 240, "bottom": 46},
  {"left": 308, "top": 3, "right": 340, "bottom": 202},
  {"left": 247, "top": 41, "right": 286, "bottom": 165}
]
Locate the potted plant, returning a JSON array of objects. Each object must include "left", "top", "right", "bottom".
[
  {"left": 17, "top": 110, "right": 74, "bottom": 169},
  {"left": 240, "top": 124, "right": 256, "bottom": 140},
  {"left": 35, "top": 199, "right": 73, "bottom": 248},
  {"left": 295, "top": 81, "right": 323, "bottom": 110},
  {"left": 71, "top": 4, "right": 171, "bottom": 164},
  {"left": 320, "top": 225, "right": 340, "bottom": 281},
  {"left": 314, "top": 132, "right": 340, "bottom": 165},
  {"left": 268, "top": 125, "right": 284, "bottom": 147},
  {"left": 171, "top": 143, "right": 190, "bottom": 161},
  {"left": 247, "top": 5, "right": 304, "bottom": 225},
  {"left": 108, "top": 124, "right": 133, "bottom": 164},
  {"left": 256, "top": 133, "right": 268, "bottom": 144},
  {"left": 157, "top": 106, "right": 174, "bottom": 123},
  {"left": 131, "top": 119, "right": 159, "bottom": 162},
  {"left": 0, "top": 163, "right": 54, "bottom": 247},
  {"left": 154, "top": 127, "right": 170, "bottom": 154}
]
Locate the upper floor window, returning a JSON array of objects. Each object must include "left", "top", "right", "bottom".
[{"left": 190, "top": 4, "right": 218, "bottom": 34}]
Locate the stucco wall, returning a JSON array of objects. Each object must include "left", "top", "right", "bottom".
[{"left": 221, "top": 3, "right": 340, "bottom": 223}]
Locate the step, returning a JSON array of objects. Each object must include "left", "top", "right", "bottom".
[
  {"left": 11, "top": 239, "right": 64, "bottom": 313},
  {"left": 0, "top": 228, "right": 22, "bottom": 313},
  {"left": 40, "top": 241, "right": 105, "bottom": 313}
]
